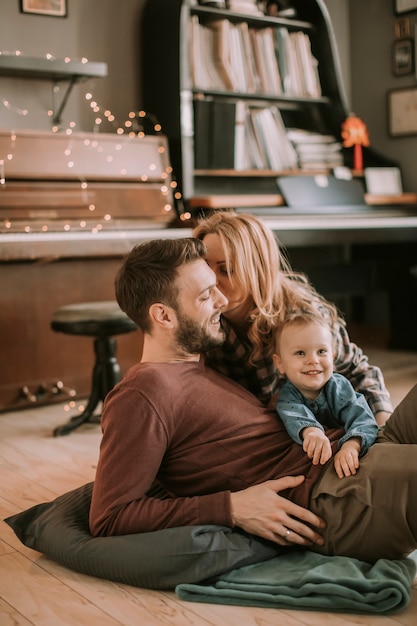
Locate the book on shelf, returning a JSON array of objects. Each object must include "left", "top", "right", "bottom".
[
  {"left": 250, "top": 27, "right": 282, "bottom": 95},
  {"left": 274, "top": 27, "right": 292, "bottom": 93},
  {"left": 246, "top": 109, "right": 270, "bottom": 169},
  {"left": 273, "top": 27, "right": 321, "bottom": 98},
  {"left": 228, "top": 21, "right": 249, "bottom": 92},
  {"left": 233, "top": 99, "right": 251, "bottom": 170},
  {"left": 249, "top": 106, "right": 297, "bottom": 170},
  {"left": 189, "top": 16, "right": 323, "bottom": 102},
  {"left": 193, "top": 100, "right": 321, "bottom": 172},
  {"left": 291, "top": 31, "right": 321, "bottom": 98},
  {"left": 210, "top": 19, "right": 238, "bottom": 91},
  {"left": 193, "top": 99, "right": 250, "bottom": 170},
  {"left": 193, "top": 98, "right": 213, "bottom": 169},
  {"left": 189, "top": 16, "right": 230, "bottom": 90},
  {"left": 236, "top": 21, "right": 260, "bottom": 93}
]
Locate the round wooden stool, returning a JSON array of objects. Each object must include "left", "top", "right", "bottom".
[{"left": 51, "top": 301, "right": 137, "bottom": 436}]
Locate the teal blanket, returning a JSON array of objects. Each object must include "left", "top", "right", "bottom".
[{"left": 176, "top": 551, "right": 416, "bottom": 614}]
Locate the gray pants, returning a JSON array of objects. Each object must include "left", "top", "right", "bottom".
[{"left": 310, "top": 383, "right": 417, "bottom": 562}]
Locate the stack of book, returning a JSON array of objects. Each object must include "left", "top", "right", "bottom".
[{"left": 286, "top": 128, "right": 344, "bottom": 170}]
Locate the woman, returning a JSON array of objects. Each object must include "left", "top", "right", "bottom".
[{"left": 193, "top": 211, "right": 392, "bottom": 426}]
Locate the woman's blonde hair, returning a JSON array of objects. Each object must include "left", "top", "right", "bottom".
[{"left": 193, "top": 211, "right": 340, "bottom": 361}]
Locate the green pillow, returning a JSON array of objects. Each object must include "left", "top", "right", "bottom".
[{"left": 4, "top": 482, "right": 281, "bottom": 589}]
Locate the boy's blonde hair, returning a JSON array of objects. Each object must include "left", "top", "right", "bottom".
[{"left": 274, "top": 309, "right": 336, "bottom": 356}]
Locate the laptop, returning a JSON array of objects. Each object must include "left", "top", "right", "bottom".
[{"left": 276, "top": 175, "right": 367, "bottom": 213}]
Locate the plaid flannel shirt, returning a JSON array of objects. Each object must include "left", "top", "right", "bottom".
[{"left": 205, "top": 317, "right": 393, "bottom": 416}]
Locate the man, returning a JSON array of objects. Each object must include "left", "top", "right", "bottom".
[{"left": 90, "top": 237, "right": 417, "bottom": 563}]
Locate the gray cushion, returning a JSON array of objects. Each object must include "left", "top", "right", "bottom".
[{"left": 4, "top": 482, "right": 281, "bottom": 589}]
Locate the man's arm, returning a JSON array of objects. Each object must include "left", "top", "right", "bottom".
[
  {"left": 90, "top": 374, "right": 326, "bottom": 544},
  {"left": 90, "top": 383, "right": 233, "bottom": 536}
]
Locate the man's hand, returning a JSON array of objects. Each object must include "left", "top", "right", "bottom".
[
  {"left": 230, "top": 475, "right": 325, "bottom": 547},
  {"left": 333, "top": 438, "right": 361, "bottom": 478},
  {"left": 302, "top": 427, "right": 332, "bottom": 466}
]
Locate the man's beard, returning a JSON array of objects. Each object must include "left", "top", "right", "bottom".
[{"left": 175, "top": 310, "right": 225, "bottom": 354}]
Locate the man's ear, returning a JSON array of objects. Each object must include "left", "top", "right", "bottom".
[
  {"left": 148, "top": 303, "right": 177, "bottom": 329},
  {"left": 273, "top": 353, "right": 285, "bottom": 375}
]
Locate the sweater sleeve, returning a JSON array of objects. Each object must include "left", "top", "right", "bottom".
[{"left": 89, "top": 383, "right": 233, "bottom": 537}]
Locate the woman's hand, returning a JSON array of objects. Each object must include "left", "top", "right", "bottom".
[{"left": 230, "top": 475, "right": 325, "bottom": 546}]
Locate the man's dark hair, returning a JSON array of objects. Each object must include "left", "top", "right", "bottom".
[{"left": 115, "top": 237, "right": 207, "bottom": 331}]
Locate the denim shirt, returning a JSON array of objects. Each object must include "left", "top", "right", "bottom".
[
  {"left": 205, "top": 316, "right": 393, "bottom": 415},
  {"left": 275, "top": 373, "right": 379, "bottom": 455}
]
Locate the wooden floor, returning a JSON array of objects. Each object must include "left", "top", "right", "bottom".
[{"left": 1, "top": 347, "right": 417, "bottom": 625}]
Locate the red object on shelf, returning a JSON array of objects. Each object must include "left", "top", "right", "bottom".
[{"left": 341, "top": 114, "right": 370, "bottom": 172}]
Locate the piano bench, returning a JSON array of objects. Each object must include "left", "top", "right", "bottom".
[{"left": 50, "top": 301, "right": 137, "bottom": 437}]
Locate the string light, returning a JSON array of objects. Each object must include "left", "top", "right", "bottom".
[{"left": 0, "top": 49, "right": 189, "bottom": 232}]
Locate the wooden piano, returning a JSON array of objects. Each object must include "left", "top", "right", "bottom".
[
  {"left": 0, "top": 129, "right": 192, "bottom": 412},
  {"left": 2, "top": 129, "right": 417, "bottom": 413}
]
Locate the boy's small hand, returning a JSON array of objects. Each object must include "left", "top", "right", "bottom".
[
  {"left": 302, "top": 427, "right": 333, "bottom": 466},
  {"left": 334, "top": 438, "right": 361, "bottom": 478}
]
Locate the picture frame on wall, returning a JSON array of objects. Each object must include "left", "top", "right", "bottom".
[
  {"left": 20, "top": 0, "right": 67, "bottom": 17},
  {"left": 392, "top": 38, "right": 414, "bottom": 75},
  {"left": 394, "top": 17, "right": 411, "bottom": 38},
  {"left": 394, "top": 0, "right": 417, "bottom": 14},
  {"left": 388, "top": 87, "right": 417, "bottom": 136}
]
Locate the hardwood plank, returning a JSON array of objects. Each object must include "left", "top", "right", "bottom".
[
  {"left": 0, "top": 552, "right": 124, "bottom": 626},
  {"left": 24, "top": 559, "right": 215, "bottom": 626},
  {"left": 0, "top": 598, "right": 34, "bottom": 626},
  {"left": 1, "top": 348, "right": 417, "bottom": 625},
  {"left": 161, "top": 593, "right": 310, "bottom": 625}
]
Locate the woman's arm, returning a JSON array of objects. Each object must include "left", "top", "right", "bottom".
[{"left": 332, "top": 322, "right": 393, "bottom": 420}]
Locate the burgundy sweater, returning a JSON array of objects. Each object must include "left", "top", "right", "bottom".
[{"left": 90, "top": 359, "right": 343, "bottom": 537}]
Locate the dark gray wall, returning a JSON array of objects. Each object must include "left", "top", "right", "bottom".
[
  {"left": 1, "top": 0, "right": 415, "bottom": 191},
  {"left": 0, "top": 0, "right": 145, "bottom": 131},
  {"left": 349, "top": 0, "right": 417, "bottom": 191}
]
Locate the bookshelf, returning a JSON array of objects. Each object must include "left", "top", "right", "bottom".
[{"left": 142, "top": 0, "right": 395, "bottom": 215}]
